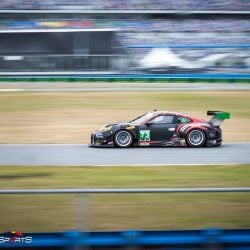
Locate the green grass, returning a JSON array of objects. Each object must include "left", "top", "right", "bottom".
[
  {"left": 0, "top": 165, "right": 249, "bottom": 189},
  {"left": 0, "top": 165, "right": 249, "bottom": 232}
]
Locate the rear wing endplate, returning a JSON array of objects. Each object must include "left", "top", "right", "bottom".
[{"left": 207, "top": 111, "right": 230, "bottom": 126}]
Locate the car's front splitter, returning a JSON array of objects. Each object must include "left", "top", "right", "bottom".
[{"left": 88, "top": 143, "right": 114, "bottom": 148}]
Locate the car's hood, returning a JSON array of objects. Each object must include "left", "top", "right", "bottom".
[{"left": 102, "top": 122, "right": 132, "bottom": 129}]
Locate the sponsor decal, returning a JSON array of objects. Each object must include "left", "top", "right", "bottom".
[
  {"left": 139, "top": 130, "right": 150, "bottom": 142},
  {"left": 126, "top": 125, "right": 135, "bottom": 130},
  {"left": 139, "top": 141, "right": 150, "bottom": 146},
  {"left": 168, "top": 127, "right": 175, "bottom": 132},
  {"left": 0, "top": 231, "right": 32, "bottom": 244}
]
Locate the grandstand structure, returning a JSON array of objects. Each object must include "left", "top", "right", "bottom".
[
  {"left": 0, "top": 0, "right": 250, "bottom": 11},
  {"left": 0, "top": 1, "right": 249, "bottom": 74}
]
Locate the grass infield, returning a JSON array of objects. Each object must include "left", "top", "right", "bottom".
[
  {"left": 0, "top": 90, "right": 249, "bottom": 143},
  {"left": 0, "top": 165, "right": 249, "bottom": 232}
]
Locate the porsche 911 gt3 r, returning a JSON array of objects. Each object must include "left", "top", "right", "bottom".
[{"left": 90, "top": 110, "right": 230, "bottom": 148}]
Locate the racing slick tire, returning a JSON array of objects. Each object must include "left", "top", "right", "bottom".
[
  {"left": 114, "top": 130, "right": 133, "bottom": 148},
  {"left": 186, "top": 129, "right": 206, "bottom": 147}
]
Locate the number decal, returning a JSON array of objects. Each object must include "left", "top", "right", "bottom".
[{"left": 139, "top": 130, "right": 150, "bottom": 142}]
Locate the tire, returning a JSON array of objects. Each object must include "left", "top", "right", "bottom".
[
  {"left": 186, "top": 129, "right": 206, "bottom": 147},
  {"left": 114, "top": 130, "right": 133, "bottom": 148}
]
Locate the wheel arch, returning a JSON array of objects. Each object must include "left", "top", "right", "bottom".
[{"left": 178, "top": 124, "right": 207, "bottom": 137}]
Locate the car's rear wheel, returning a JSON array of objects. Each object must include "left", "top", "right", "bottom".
[
  {"left": 186, "top": 129, "right": 206, "bottom": 147},
  {"left": 114, "top": 130, "right": 133, "bottom": 148}
]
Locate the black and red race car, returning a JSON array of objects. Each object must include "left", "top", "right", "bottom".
[{"left": 90, "top": 110, "right": 230, "bottom": 148}]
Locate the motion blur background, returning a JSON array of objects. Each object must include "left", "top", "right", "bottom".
[
  {"left": 0, "top": 1, "right": 250, "bottom": 249},
  {"left": 0, "top": 0, "right": 249, "bottom": 73}
]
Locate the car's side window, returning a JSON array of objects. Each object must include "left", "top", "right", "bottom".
[
  {"left": 178, "top": 116, "right": 191, "bottom": 123},
  {"left": 150, "top": 115, "right": 175, "bottom": 124}
]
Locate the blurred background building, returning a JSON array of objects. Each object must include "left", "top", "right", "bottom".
[{"left": 0, "top": 0, "right": 249, "bottom": 73}]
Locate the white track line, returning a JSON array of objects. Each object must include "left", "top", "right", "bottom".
[{"left": 0, "top": 89, "right": 24, "bottom": 92}]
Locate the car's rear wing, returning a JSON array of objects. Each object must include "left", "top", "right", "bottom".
[{"left": 207, "top": 111, "right": 230, "bottom": 126}]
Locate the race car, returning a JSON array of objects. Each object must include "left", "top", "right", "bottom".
[{"left": 90, "top": 110, "right": 230, "bottom": 148}]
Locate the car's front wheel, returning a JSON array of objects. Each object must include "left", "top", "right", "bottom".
[
  {"left": 114, "top": 130, "right": 133, "bottom": 148},
  {"left": 186, "top": 129, "right": 206, "bottom": 147}
]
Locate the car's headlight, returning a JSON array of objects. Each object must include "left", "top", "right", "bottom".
[{"left": 103, "top": 126, "right": 112, "bottom": 132}]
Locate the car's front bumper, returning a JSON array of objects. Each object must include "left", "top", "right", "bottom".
[{"left": 89, "top": 132, "right": 114, "bottom": 147}]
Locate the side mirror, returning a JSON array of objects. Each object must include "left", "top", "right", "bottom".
[{"left": 146, "top": 121, "right": 154, "bottom": 126}]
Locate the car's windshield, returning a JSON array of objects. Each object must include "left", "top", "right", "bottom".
[{"left": 129, "top": 112, "right": 155, "bottom": 125}]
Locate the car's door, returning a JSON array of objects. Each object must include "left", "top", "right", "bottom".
[{"left": 142, "top": 115, "right": 179, "bottom": 143}]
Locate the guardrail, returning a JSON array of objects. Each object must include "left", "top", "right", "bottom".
[
  {"left": 1, "top": 187, "right": 250, "bottom": 194},
  {"left": 1, "top": 228, "right": 250, "bottom": 249},
  {"left": 0, "top": 188, "right": 249, "bottom": 249},
  {"left": 0, "top": 73, "right": 250, "bottom": 82}
]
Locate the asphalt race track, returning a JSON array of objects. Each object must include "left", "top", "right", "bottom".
[
  {"left": 1, "top": 82, "right": 250, "bottom": 92},
  {"left": 0, "top": 143, "right": 249, "bottom": 166}
]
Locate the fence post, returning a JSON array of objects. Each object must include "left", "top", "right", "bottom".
[
  {"left": 75, "top": 194, "right": 90, "bottom": 232},
  {"left": 202, "top": 228, "right": 222, "bottom": 250}
]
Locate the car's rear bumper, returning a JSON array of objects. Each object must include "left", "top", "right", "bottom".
[
  {"left": 206, "top": 137, "right": 222, "bottom": 147},
  {"left": 205, "top": 127, "right": 222, "bottom": 147}
]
